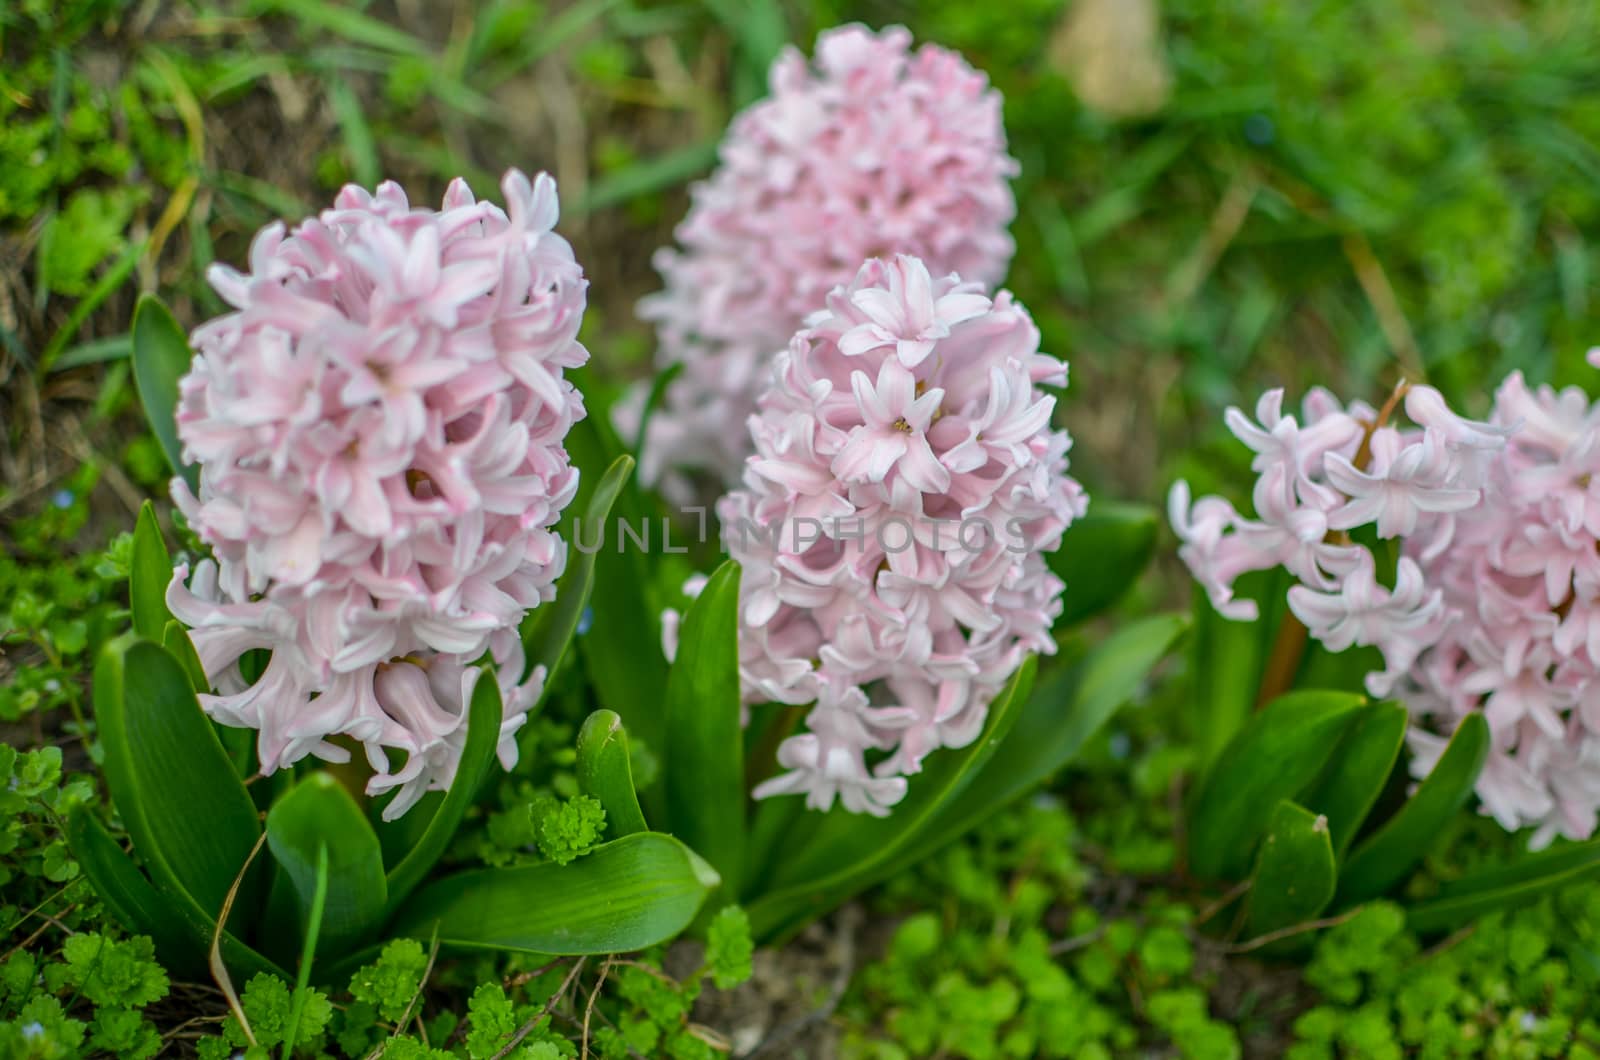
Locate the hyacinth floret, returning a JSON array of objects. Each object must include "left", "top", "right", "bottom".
[
  {"left": 700, "top": 254, "right": 1086, "bottom": 816},
  {"left": 167, "top": 168, "right": 588, "bottom": 818},
  {"left": 1173, "top": 365, "right": 1600, "bottom": 847},
  {"left": 628, "top": 23, "right": 1019, "bottom": 496}
]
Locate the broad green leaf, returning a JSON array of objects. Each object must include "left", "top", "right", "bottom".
[
  {"left": 1048, "top": 501, "right": 1159, "bottom": 626},
  {"left": 66, "top": 807, "right": 208, "bottom": 979},
  {"left": 132, "top": 294, "right": 198, "bottom": 494},
  {"left": 130, "top": 502, "right": 174, "bottom": 641},
  {"left": 1405, "top": 839, "right": 1600, "bottom": 935},
  {"left": 522, "top": 454, "right": 633, "bottom": 693},
  {"left": 1192, "top": 568, "right": 1290, "bottom": 771},
  {"left": 1244, "top": 800, "right": 1337, "bottom": 938},
  {"left": 392, "top": 832, "right": 719, "bottom": 955},
  {"left": 664, "top": 560, "right": 744, "bottom": 899},
  {"left": 1299, "top": 702, "right": 1408, "bottom": 858},
  {"left": 1338, "top": 713, "right": 1489, "bottom": 907},
  {"left": 894, "top": 614, "right": 1187, "bottom": 871},
  {"left": 1187, "top": 689, "right": 1366, "bottom": 882},
  {"left": 266, "top": 773, "right": 386, "bottom": 956},
  {"left": 162, "top": 620, "right": 210, "bottom": 694},
  {"left": 95, "top": 635, "right": 264, "bottom": 919},
  {"left": 577, "top": 710, "right": 648, "bottom": 839},
  {"left": 567, "top": 414, "right": 670, "bottom": 764},
  {"left": 374, "top": 791, "right": 442, "bottom": 869},
  {"left": 67, "top": 807, "right": 285, "bottom": 983},
  {"left": 748, "top": 658, "right": 1037, "bottom": 942},
  {"left": 382, "top": 667, "right": 504, "bottom": 917}
]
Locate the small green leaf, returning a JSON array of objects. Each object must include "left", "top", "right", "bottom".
[
  {"left": 130, "top": 502, "right": 174, "bottom": 642},
  {"left": 1187, "top": 689, "right": 1367, "bottom": 882},
  {"left": 1299, "top": 702, "right": 1408, "bottom": 858},
  {"left": 705, "top": 906, "right": 754, "bottom": 989},
  {"left": 266, "top": 773, "right": 386, "bottom": 956},
  {"left": 1048, "top": 501, "right": 1159, "bottom": 626},
  {"left": 382, "top": 667, "right": 504, "bottom": 917},
  {"left": 522, "top": 454, "right": 633, "bottom": 693},
  {"left": 95, "top": 635, "right": 264, "bottom": 919},
  {"left": 664, "top": 560, "right": 745, "bottom": 899},
  {"left": 391, "top": 832, "right": 719, "bottom": 956},
  {"left": 1244, "top": 800, "right": 1337, "bottom": 938},
  {"left": 576, "top": 710, "right": 648, "bottom": 839},
  {"left": 1338, "top": 713, "right": 1490, "bottom": 907},
  {"left": 1404, "top": 838, "right": 1600, "bottom": 935},
  {"left": 749, "top": 658, "right": 1037, "bottom": 942},
  {"left": 131, "top": 294, "right": 198, "bottom": 494}
]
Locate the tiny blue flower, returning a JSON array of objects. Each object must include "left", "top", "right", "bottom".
[{"left": 1243, "top": 113, "right": 1275, "bottom": 146}]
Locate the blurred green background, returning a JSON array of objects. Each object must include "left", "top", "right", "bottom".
[{"left": 3, "top": 0, "right": 1599, "bottom": 526}]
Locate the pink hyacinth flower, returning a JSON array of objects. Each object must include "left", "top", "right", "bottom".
[
  {"left": 624, "top": 24, "right": 1019, "bottom": 498},
  {"left": 1175, "top": 371, "right": 1600, "bottom": 848},
  {"left": 714, "top": 255, "right": 1086, "bottom": 815},
  {"left": 168, "top": 169, "right": 589, "bottom": 818}
]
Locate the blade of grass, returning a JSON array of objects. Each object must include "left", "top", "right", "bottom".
[
  {"left": 50, "top": 334, "right": 131, "bottom": 371},
  {"left": 37, "top": 241, "right": 145, "bottom": 374},
  {"left": 248, "top": 0, "right": 430, "bottom": 56},
  {"left": 571, "top": 141, "right": 718, "bottom": 216},
  {"left": 282, "top": 845, "right": 329, "bottom": 1060},
  {"left": 327, "top": 76, "right": 380, "bottom": 187}
]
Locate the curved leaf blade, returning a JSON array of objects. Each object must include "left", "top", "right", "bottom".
[
  {"left": 1244, "top": 800, "right": 1337, "bottom": 938},
  {"left": 664, "top": 560, "right": 744, "bottom": 899},
  {"left": 749, "top": 658, "right": 1037, "bottom": 941},
  {"left": 130, "top": 501, "right": 174, "bottom": 642},
  {"left": 267, "top": 772, "right": 386, "bottom": 956},
  {"left": 391, "top": 832, "right": 719, "bottom": 955},
  {"left": 1405, "top": 839, "right": 1600, "bottom": 935},
  {"left": 1048, "top": 501, "right": 1159, "bottom": 626},
  {"left": 1299, "top": 702, "right": 1408, "bottom": 859},
  {"left": 162, "top": 620, "right": 210, "bottom": 695},
  {"left": 577, "top": 710, "right": 648, "bottom": 839},
  {"left": 522, "top": 453, "right": 634, "bottom": 692},
  {"left": 1338, "top": 712, "right": 1489, "bottom": 907},
  {"left": 95, "top": 635, "right": 264, "bottom": 919},
  {"left": 567, "top": 415, "right": 670, "bottom": 761},
  {"left": 66, "top": 809, "right": 285, "bottom": 983},
  {"left": 382, "top": 667, "right": 504, "bottom": 916},
  {"left": 1192, "top": 568, "right": 1291, "bottom": 771},
  {"left": 66, "top": 807, "right": 207, "bottom": 978},
  {"left": 1187, "top": 689, "right": 1367, "bottom": 882},
  {"left": 896, "top": 614, "right": 1186, "bottom": 871},
  {"left": 132, "top": 294, "right": 198, "bottom": 494}
]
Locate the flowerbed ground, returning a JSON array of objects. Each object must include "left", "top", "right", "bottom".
[{"left": 5, "top": 1, "right": 1600, "bottom": 1057}]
